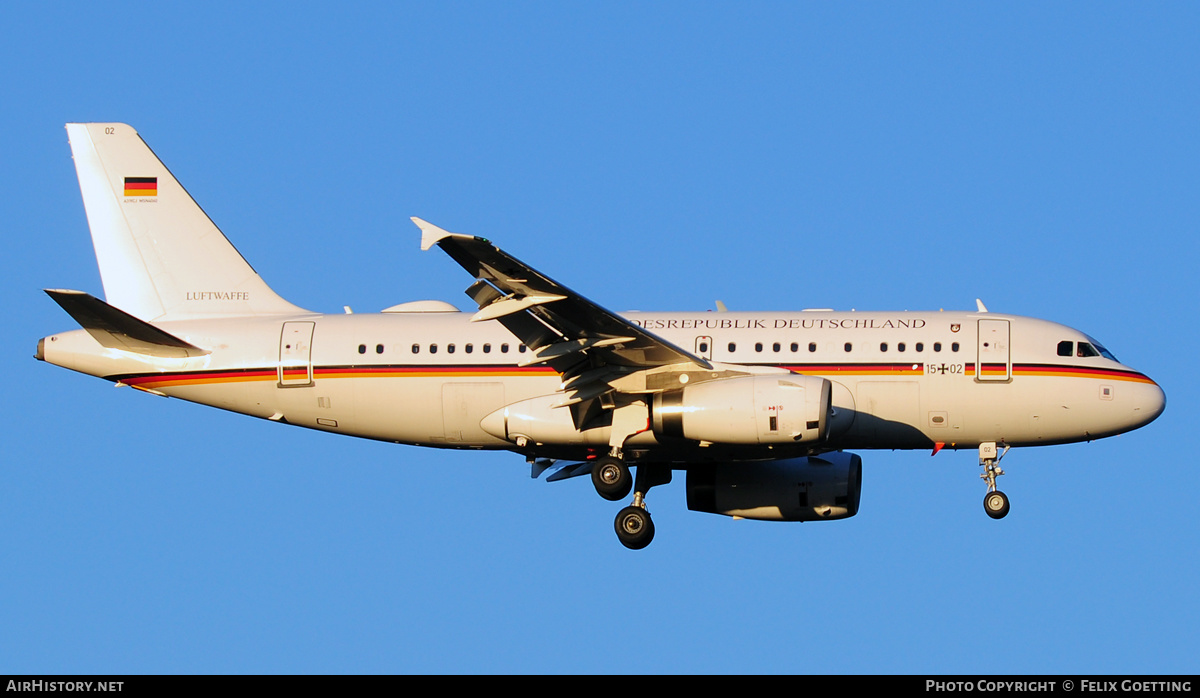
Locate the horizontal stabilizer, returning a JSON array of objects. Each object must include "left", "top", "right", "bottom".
[{"left": 45, "top": 289, "right": 209, "bottom": 358}]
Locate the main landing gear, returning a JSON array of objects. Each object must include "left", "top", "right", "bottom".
[
  {"left": 979, "top": 441, "right": 1011, "bottom": 519},
  {"left": 591, "top": 455, "right": 632, "bottom": 501},
  {"left": 592, "top": 451, "right": 671, "bottom": 550}
]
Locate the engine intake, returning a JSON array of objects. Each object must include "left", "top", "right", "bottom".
[
  {"left": 686, "top": 452, "right": 862, "bottom": 522},
  {"left": 653, "top": 375, "right": 831, "bottom": 444}
]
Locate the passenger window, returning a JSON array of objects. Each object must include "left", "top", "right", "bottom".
[
  {"left": 358, "top": 344, "right": 366, "bottom": 354},
  {"left": 728, "top": 342, "right": 737, "bottom": 353},
  {"left": 772, "top": 342, "right": 781, "bottom": 352},
  {"left": 1057, "top": 340, "right": 1074, "bottom": 357},
  {"left": 916, "top": 342, "right": 924, "bottom": 352},
  {"left": 519, "top": 344, "right": 527, "bottom": 353},
  {"left": 880, "top": 342, "right": 888, "bottom": 352},
  {"left": 447, "top": 344, "right": 455, "bottom": 354},
  {"left": 808, "top": 342, "right": 817, "bottom": 353},
  {"left": 465, "top": 343, "right": 473, "bottom": 354},
  {"left": 501, "top": 344, "right": 509, "bottom": 353},
  {"left": 951, "top": 343, "right": 960, "bottom": 352},
  {"left": 430, "top": 344, "right": 438, "bottom": 354},
  {"left": 898, "top": 343, "right": 906, "bottom": 352},
  {"left": 844, "top": 343, "right": 853, "bottom": 352},
  {"left": 699, "top": 341, "right": 709, "bottom": 353},
  {"left": 790, "top": 342, "right": 798, "bottom": 352},
  {"left": 411, "top": 343, "right": 419, "bottom": 354},
  {"left": 934, "top": 342, "right": 942, "bottom": 352},
  {"left": 483, "top": 343, "right": 491, "bottom": 353},
  {"left": 755, "top": 343, "right": 763, "bottom": 353},
  {"left": 376, "top": 344, "right": 384, "bottom": 354}
]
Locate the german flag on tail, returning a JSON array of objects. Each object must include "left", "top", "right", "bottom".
[{"left": 124, "top": 176, "right": 157, "bottom": 197}]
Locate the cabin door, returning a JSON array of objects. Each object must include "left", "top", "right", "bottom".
[
  {"left": 976, "top": 319, "right": 1011, "bottom": 382},
  {"left": 279, "top": 321, "right": 315, "bottom": 387}
]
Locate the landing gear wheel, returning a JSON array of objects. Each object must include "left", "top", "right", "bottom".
[
  {"left": 592, "top": 456, "right": 632, "bottom": 501},
  {"left": 614, "top": 506, "right": 655, "bottom": 550},
  {"left": 984, "top": 490, "right": 1010, "bottom": 519}
]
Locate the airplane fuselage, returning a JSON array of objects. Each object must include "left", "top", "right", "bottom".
[
  {"left": 41, "top": 122, "right": 1166, "bottom": 546},
  {"left": 40, "top": 308, "right": 1163, "bottom": 459}
]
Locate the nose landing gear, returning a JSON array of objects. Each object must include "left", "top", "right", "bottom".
[{"left": 979, "top": 441, "right": 1011, "bottom": 519}]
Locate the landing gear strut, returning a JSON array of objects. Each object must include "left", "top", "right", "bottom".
[
  {"left": 979, "top": 441, "right": 1011, "bottom": 519},
  {"left": 614, "top": 463, "right": 671, "bottom": 550}
]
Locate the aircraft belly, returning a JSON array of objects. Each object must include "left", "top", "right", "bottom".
[
  {"left": 272, "top": 372, "right": 359, "bottom": 433},
  {"left": 441, "top": 382, "right": 506, "bottom": 444},
  {"left": 164, "top": 381, "right": 280, "bottom": 419},
  {"left": 847, "top": 380, "right": 931, "bottom": 448},
  {"left": 1012, "top": 375, "right": 1145, "bottom": 444},
  {"left": 340, "top": 377, "right": 445, "bottom": 443},
  {"left": 334, "top": 376, "right": 557, "bottom": 446}
]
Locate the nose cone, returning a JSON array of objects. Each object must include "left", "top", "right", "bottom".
[{"left": 1133, "top": 378, "right": 1166, "bottom": 428}]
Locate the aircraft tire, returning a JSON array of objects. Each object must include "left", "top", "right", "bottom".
[
  {"left": 984, "top": 490, "right": 1010, "bottom": 519},
  {"left": 615, "top": 506, "right": 655, "bottom": 550},
  {"left": 592, "top": 457, "right": 632, "bottom": 501}
]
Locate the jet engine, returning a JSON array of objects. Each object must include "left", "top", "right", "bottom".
[
  {"left": 652, "top": 375, "right": 831, "bottom": 444},
  {"left": 686, "top": 451, "right": 862, "bottom": 522}
]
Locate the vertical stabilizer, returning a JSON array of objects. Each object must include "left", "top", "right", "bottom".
[{"left": 66, "top": 123, "right": 309, "bottom": 320}]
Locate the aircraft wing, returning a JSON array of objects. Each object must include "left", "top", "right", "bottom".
[{"left": 414, "top": 218, "right": 711, "bottom": 410}]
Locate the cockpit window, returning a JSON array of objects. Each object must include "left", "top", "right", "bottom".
[
  {"left": 1076, "top": 342, "right": 1100, "bottom": 358},
  {"left": 1057, "top": 340, "right": 1073, "bottom": 357},
  {"left": 1084, "top": 335, "right": 1119, "bottom": 361}
]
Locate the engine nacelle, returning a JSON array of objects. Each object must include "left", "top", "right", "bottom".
[
  {"left": 653, "top": 375, "right": 831, "bottom": 444},
  {"left": 686, "top": 452, "right": 862, "bottom": 522}
]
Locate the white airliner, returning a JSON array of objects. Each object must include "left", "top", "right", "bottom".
[{"left": 39, "top": 123, "right": 1165, "bottom": 549}]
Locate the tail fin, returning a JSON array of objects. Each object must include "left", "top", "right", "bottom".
[{"left": 65, "top": 123, "right": 308, "bottom": 321}]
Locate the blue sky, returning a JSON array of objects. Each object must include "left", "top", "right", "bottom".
[{"left": 3, "top": 3, "right": 1197, "bottom": 673}]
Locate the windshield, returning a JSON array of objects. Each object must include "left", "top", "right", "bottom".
[{"left": 1084, "top": 335, "right": 1119, "bottom": 362}]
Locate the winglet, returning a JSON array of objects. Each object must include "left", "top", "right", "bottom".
[{"left": 412, "top": 217, "right": 476, "bottom": 251}]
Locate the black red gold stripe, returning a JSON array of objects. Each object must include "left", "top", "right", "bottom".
[
  {"left": 112, "top": 364, "right": 559, "bottom": 390},
  {"left": 124, "top": 176, "right": 157, "bottom": 196},
  {"left": 774, "top": 362, "right": 1155, "bottom": 383},
  {"left": 108, "top": 361, "right": 1156, "bottom": 391},
  {"left": 1009, "top": 363, "right": 1157, "bottom": 383},
  {"left": 780, "top": 363, "right": 925, "bottom": 376}
]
